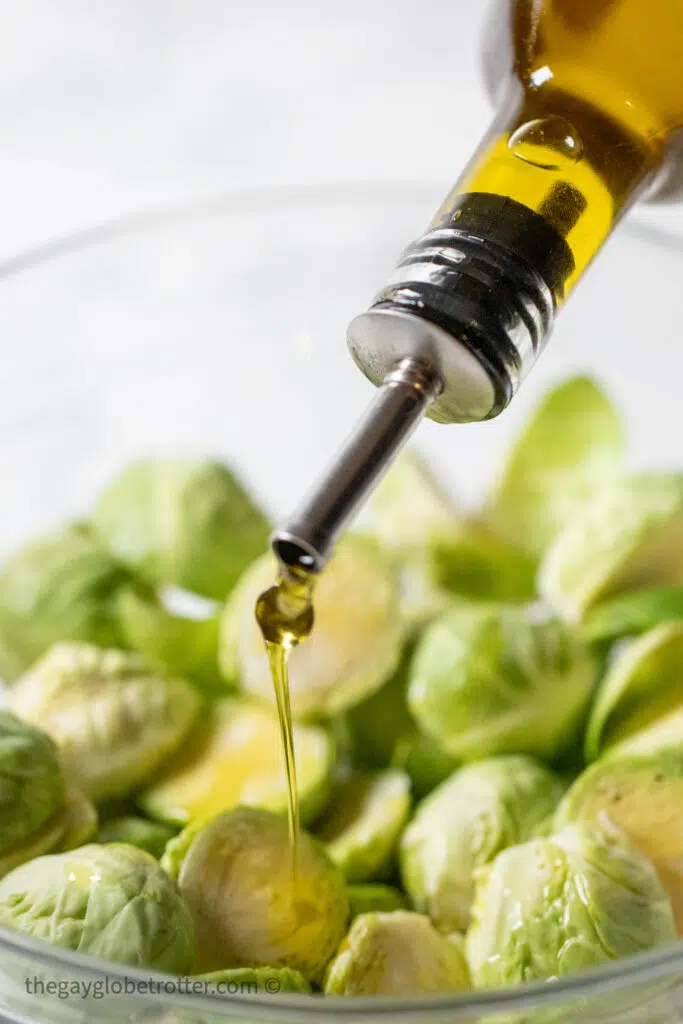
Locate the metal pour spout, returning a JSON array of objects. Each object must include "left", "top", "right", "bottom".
[
  {"left": 271, "top": 358, "right": 443, "bottom": 575},
  {"left": 271, "top": 193, "right": 572, "bottom": 574}
]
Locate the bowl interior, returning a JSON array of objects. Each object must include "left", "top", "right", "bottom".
[
  {"left": 1, "top": 185, "right": 683, "bottom": 561},
  {"left": 1, "top": 186, "right": 683, "bottom": 1023}
]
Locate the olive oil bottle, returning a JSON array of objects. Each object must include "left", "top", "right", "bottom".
[
  {"left": 260, "top": 0, "right": 683, "bottom": 855},
  {"left": 467, "top": 0, "right": 683, "bottom": 292},
  {"left": 346, "top": 0, "right": 683, "bottom": 427}
]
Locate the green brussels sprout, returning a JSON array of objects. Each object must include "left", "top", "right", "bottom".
[
  {"left": 0, "top": 711, "right": 66, "bottom": 856},
  {"left": 139, "top": 698, "right": 333, "bottom": 827},
  {"left": 0, "top": 524, "right": 129, "bottom": 682},
  {"left": 0, "top": 843, "right": 196, "bottom": 972},
  {"left": 324, "top": 911, "right": 470, "bottom": 996},
  {"left": 116, "top": 586, "right": 221, "bottom": 690},
  {"left": 370, "top": 450, "right": 535, "bottom": 619},
  {"left": 160, "top": 818, "right": 204, "bottom": 881},
  {"left": 539, "top": 473, "right": 683, "bottom": 623},
  {"left": 390, "top": 560, "right": 454, "bottom": 633},
  {"left": 399, "top": 756, "right": 564, "bottom": 933},
  {"left": 98, "top": 816, "right": 178, "bottom": 859},
  {"left": 0, "top": 808, "right": 69, "bottom": 879},
  {"left": 315, "top": 770, "right": 411, "bottom": 883},
  {"left": 10, "top": 643, "right": 201, "bottom": 801},
  {"left": 484, "top": 376, "right": 625, "bottom": 557},
  {"left": 346, "top": 644, "right": 415, "bottom": 770},
  {"left": 370, "top": 449, "right": 460, "bottom": 552},
  {"left": 392, "top": 730, "right": 460, "bottom": 800},
  {"left": 93, "top": 457, "right": 270, "bottom": 601},
  {"left": 53, "top": 787, "right": 98, "bottom": 852},
  {"left": 176, "top": 807, "right": 349, "bottom": 981},
  {"left": 556, "top": 749, "right": 683, "bottom": 931},
  {"left": 0, "top": 785, "right": 96, "bottom": 878},
  {"left": 346, "top": 884, "right": 407, "bottom": 918},
  {"left": 582, "top": 586, "right": 683, "bottom": 644},
  {"left": 426, "top": 522, "right": 537, "bottom": 605},
  {"left": 408, "top": 604, "right": 597, "bottom": 761},
  {"left": 194, "top": 966, "right": 311, "bottom": 994},
  {"left": 466, "top": 822, "right": 676, "bottom": 988},
  {"left": 584, "top": 623, "right": 683, "bottom": 761},
  {"left": 220, "top": 538, "right": 403, "bottom": 718}
]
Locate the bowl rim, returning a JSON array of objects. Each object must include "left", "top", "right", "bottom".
[
  {"left": 0, "top": 181, "right": 682, "bottom": 1019},
  {"left": 1, "top": 921, "right": 682, "bottom": 1020},
  {"left": 0, "top": 179, "right": 681, "bottom": 283}
]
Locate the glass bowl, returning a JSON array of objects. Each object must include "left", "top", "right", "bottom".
[{"left": 1, "top": 184, "right": 683, "bottom": 1024}]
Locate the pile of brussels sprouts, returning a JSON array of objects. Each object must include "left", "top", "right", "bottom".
[{"left": 2, "top": 375, "right": 683, "bottom": 998}]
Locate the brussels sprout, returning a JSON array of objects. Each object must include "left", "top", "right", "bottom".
[
  {"left": 10, "top": 643, "right": 201, "bottom": 801},
  {"left": 582, "top": 586, "right": 683, "bottom": 644},
  {"left": 0, "top": 711, "right": 66, "bottom": 856},
  {"left": 0, "top": 787, "right": 97, "bottom": 879},
  {"left": 324, "top": 911, "right": 470, "bottom": 996},
  {"left": 176, "top": 807, "right": 349, "bottom": 981},
  {"left": 392, "top": 730, "right": 460, "bottom": 800},
  {"left": 0, "top": 843, "right": 196, "bottom": 972},
  {"left": 399, "top": 756, "right": 564, "bottom": 933},
  {"left": 53, "top": 787, "right": 98, "bottom": 851},
  {"left": 220, "top": 538, "right": 403, "bottom": 718},
  {"left": 408, "top": 604, "right": 597, "bottom": 761},
  {"left": 0, "top": 783, "right": 95, "bottom": 878},
  {"left": 139, "top": 698, "right": 333, "bottom": 827},
  {"left": 371, "top": 449, "right": 460, "bottom": 552},
  {"left": 116, "top": 586, "right": 221, "bottom": 690},
  {"left": 0, "top": 524, "right": 129, "bottom": 682},
  {"left": 347, "top": 884, "right": 407, "bottom": 918},
  {"left": 160, "top": 817, "right": 204, "bottom": 880},
  {"left": 427, "top": 522, "right": 537, "bottom": 605},
  {"left": 557, "top": 749, "right": 683, "bottom": 930},
  {"left": 93, "top": 457, "right": 270, "bottom": 601},
  {"left": 315, "top": 770, "right": 411, "bottom": 883},
  {"left": 0, "top": 808, "right": 69, "bottom": 879},
  {"left": 466, "top": 822, "right": 676, "bottom": 987},
  {"left": 392, "top": 561, "right": 454, "bottom": 632},
  {"left": 370, "top": 451, "right": 535, "bottom": 618},
  {"left": 346, "top": 645, "right": 415, "bottom": 770},
  {"left": 485, "top": 376, "right": 625, "bottom": 557},
  {"left": 584, "top": 623, "right": 683, "bottom": 761},
  {"left": 539, "top": 473, "right": 683, "bottom": 624},
  {"left": 195, "top": 966, "right": 311, "bottom": 994},
  {"left": 98, "top": 816, "right": 178, "bottom": 859}
]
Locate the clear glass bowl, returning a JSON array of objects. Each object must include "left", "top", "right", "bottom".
[{"left": 1, "top": 185, "right": 683, "bottom": 1024}]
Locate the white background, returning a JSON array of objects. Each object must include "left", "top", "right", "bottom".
[
  {"left": 1, "top": 0, "right": 683, "bottom": 542},
  {"left": 0, "top": 0, "right": 493, "bottom": 262}
]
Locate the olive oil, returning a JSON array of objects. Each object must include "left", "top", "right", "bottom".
[
  {"left": 345, "top": 0, "right": 683, "bottom": 433},
  {"left": 255, "top": 567, "right": 314, "bottom": 861},
  {"left": 442, "top": 0, "right": 683, "bottom": 295},
  {"left": 259, "top": 0, "right": 683, "bottom": 856}
]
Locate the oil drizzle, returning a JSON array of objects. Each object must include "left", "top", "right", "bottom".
[{"left": 255, "top": 566, "right": 314, "bottom": 868}]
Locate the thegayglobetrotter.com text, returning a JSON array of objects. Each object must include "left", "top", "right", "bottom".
[{"left": 24, "top": 974, "right": 284, "bottom": 1000}]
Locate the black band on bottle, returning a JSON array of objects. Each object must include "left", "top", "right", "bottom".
[
  {"left": 432, "top": 191, "right": 576, "bottom": 301},
  {"left": 366, "top": 192, "right": 575, "bottom": 418}
]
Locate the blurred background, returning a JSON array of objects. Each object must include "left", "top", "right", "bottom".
[
  {"left": 0, "top": 0, "right": 493, "bottom": 262},
  {"left": 1, "top": 0, "right": 683, "bottom": 544}
]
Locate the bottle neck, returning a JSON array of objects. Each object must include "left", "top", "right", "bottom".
[
  {"left": 439, "top": 85, "right": 658, "bottom": 299},
  {"left": 347, "top": 88, "right": 663, "bottom": 424}
]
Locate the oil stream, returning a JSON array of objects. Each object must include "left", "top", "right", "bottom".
[{"left": 255, "top": 567, "right": 315, "bottom": 863}]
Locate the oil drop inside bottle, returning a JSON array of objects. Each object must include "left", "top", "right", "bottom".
[
  {"left": 507, "top": 116, "right": 584, "bottom": 171},
  {"left": 255, "top": 563, "right": 315, "bottom": 868}
]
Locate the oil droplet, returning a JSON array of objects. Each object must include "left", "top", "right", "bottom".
[{"left": 508, "top": 117, "right": 583, "bottom": 171}]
